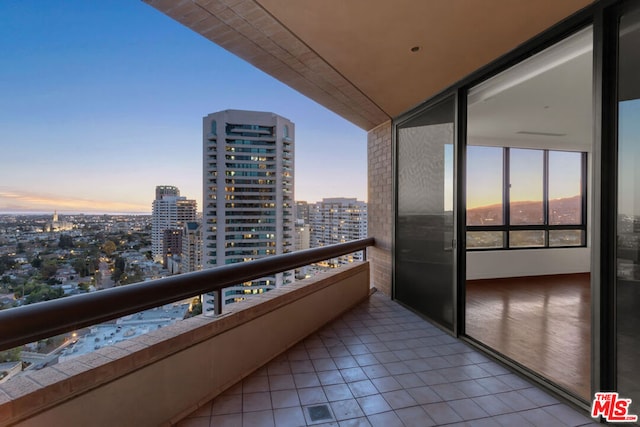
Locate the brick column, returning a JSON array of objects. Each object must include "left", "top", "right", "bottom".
[{"left": 367, "top": 121, "right": 393, "bottom": 296}]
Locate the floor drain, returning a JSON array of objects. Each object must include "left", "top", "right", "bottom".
[{"left": 307, "top": 404, "right": 333, "bottom": 422}]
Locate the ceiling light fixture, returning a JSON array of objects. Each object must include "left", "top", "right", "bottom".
[{"left": 517, "top": 131, "right": 567, "bottom": 137}]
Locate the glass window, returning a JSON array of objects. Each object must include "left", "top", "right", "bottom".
[
  {"left": 510, "top": 149, "right": 544, "bottom": 225},
  {"left": 617, "top": 5, "right": 640, "bottom": 409},
  {"left": 467, "top": 146, "right": 503, "bottom": 226},
  {"left": 465, "top": 147, "right": 586, "bottom": 249},
  {"left": 509, "top": 230, "right": 545, "bottom": 247},
  {"left": 549, "top": 151, "right": 582, "bottom": 225},
  {"left": 549, "top": 230, "right": 583, "bottom": 247},
  {"left": 467, "top": 231, "right": 503, "bottom": 249}
]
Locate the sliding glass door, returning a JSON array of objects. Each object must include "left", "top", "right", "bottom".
[
  {"left": 616, "top": 3, "right": 640, "bottom": 409},
  {"left": 395, "top": 96, "right": 456, "bottom": 331},
  {"left": 465, "top": 26, "right": 593, "bottom": 399}
]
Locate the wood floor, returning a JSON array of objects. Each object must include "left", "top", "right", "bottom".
[{"left": 466, "top": 273, "right": 590, "bottom": 400}]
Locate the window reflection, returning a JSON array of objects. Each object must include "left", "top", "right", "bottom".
[{"left": 617, "top": 6, "right": 640, "bottom": 405}]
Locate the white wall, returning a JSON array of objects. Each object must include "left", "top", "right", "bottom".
[{"left": 467, "top": 247, "right": 590, "bottom": 280}]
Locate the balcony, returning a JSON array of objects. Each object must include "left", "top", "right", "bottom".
[
  {"left": 0, "top": 238, "right": 595, "bottom": 426},
  {"left": 0, "top": 240, "right": 369, "bottom": 424},
  {"left": 178, "top": 293, "right": 596, "bottom": 427}
]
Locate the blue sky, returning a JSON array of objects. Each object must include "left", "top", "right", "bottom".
[{"left": 0, "top": 1, "right": 367, "bottom": 214}]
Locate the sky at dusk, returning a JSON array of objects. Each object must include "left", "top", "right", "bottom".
[
  {"left": 466, "top": 146, "right": 584, "bottom": 210},
  {"left": 0, "top": 1, "right": 367, "bottom": 214}
]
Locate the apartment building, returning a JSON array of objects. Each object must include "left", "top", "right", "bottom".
[{"left": 202, "top": 110, "right": 294, "bottom": 311}]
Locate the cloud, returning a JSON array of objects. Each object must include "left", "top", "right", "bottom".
[{"left": 0, "top": 188, "right": 149, "bottom": 214}]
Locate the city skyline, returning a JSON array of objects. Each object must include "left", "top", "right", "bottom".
[{"left": 0, "top": 1, "right": 367, "bottom": 214}]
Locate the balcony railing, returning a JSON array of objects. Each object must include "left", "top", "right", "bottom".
[{"left": 0, "top": 237, "right": 374, "bottom": 352}]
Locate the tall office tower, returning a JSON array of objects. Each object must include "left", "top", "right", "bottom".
[
  {"left": 203, "top": 110, "right": 294, "bottom": 313},
  {"left": 310, "top": 198, "right": 368, "bottom": 267},
  {"left": 295, "top": 201, "right": 310, "bottom": 224},
  {"left": 182, "top": 221, "right": 203, "bottom": 273},
  {"left": 151, "top": 186, "right": 197, "bottom": 264}
]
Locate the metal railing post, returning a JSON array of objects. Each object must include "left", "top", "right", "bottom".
[{"left": 214, "top": 289, "right": 222, "bottom": 316}]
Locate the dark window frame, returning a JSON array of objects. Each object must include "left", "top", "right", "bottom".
[{"left": 467, "top": 147, "right": 588, "bottom": 250}]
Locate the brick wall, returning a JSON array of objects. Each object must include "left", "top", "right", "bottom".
[{"left": 367, "top": 121, "right": 393, "bottom": 296}]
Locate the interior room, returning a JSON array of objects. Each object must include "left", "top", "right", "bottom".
[{"left": 464, "top": 27, "right": 593, "bottom": 400}]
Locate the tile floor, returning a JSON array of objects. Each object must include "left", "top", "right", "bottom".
[{"left": 177, "top": 292, "right": 598, "bottom": 426}]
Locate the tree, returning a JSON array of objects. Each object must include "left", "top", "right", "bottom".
[
  {"left": 24, "top": 284, "right": 63, "bottom": 304},
  {"left": 58, "top": 234, "right": 74, "bottom": 249},
  {"left": 114, "top": 257, "right": 126, "bottom": 272},
  {"left": 31, "top": 256, "right": 42, "bottom": 269},
  {"left": 187, "top": 301, "right": 202, "bottom": 317},
  {"left": 72, "top": 258, "right": 88, "bottom": 277},
  {"left": 111, "top": 268, "right": 124, "bottom": 284},
  {"left": 0, "top": 255, "right": 16, "bottom": 275},
  {"left": 102, "top": 240, "right": 116, "bottom": 256},
  {"left": 71, "top": 257, "right": 97, "bottom": 278},
  {"left": 0, "top": 346, "right": 22, "bottom": 362},
  {"left": 121, "top": 264, "right": 143, "bottom": 285},
  {"left": 39, "top": 260, "right": 58, "bottom": 280}
]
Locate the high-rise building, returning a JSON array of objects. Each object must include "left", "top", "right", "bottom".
[
  {"left": 151, "top": 186, "right": 197, "bottom": 264},
  {"left": 310, "top": 198, "right": 367, "bottom": 267},
  {"left": 295, "top": 201, "right": 309, "bottom": 224},
  {"left": 182, "top": 221, "right": 203, "bottom": 273},
  {"left": 203, "top": 110, "right": 294, "bottom": 312}
]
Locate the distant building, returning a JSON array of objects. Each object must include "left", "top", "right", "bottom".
[
  {"left": 294, "top": 219, "right": 310, "bottom": 251},
  {"left": 182, "top": 221, "right": 203, "bottom": 273},
  {"left": 310, "top": 198, "right": 367, "bottom": 267},
  {"left": 294, "top": 219, "right": 311, "bottom": 279},
  {"left": 151, "top": 186, "right": 197, "bottom": 264},
  {"left": 295, "top": 201, "right": 310, "bottom": 224},
  {"left": 202, "top": 110, "right": 294, "bottom": 312},
  {"left": 162, "top": 229, "right": 182, "bottom": 267},
  {"left": 44, "top": 211, "right": 73, "bottom": 232}
]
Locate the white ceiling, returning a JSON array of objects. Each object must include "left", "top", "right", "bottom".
[{"left": 467, "top": 29, "right": 593, "bottom": 152}]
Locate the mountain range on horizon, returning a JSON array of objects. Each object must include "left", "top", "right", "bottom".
[{"left": 468, "top": 195, "right": 581, "bottom": 226}]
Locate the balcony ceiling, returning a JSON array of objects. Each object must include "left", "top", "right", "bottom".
[{"left": 146, "top": 0, "right": 593, "bottom": 131}]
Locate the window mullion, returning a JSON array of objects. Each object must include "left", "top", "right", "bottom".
[
  {"left": 581, "top": 152, "right": 588, "bottom": 246},
  {"left": 543, "top": 150, "right": 550, "bottom": 247},
  {"left": 504, "top": 147, "right": 510, "bottom": 249}
]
